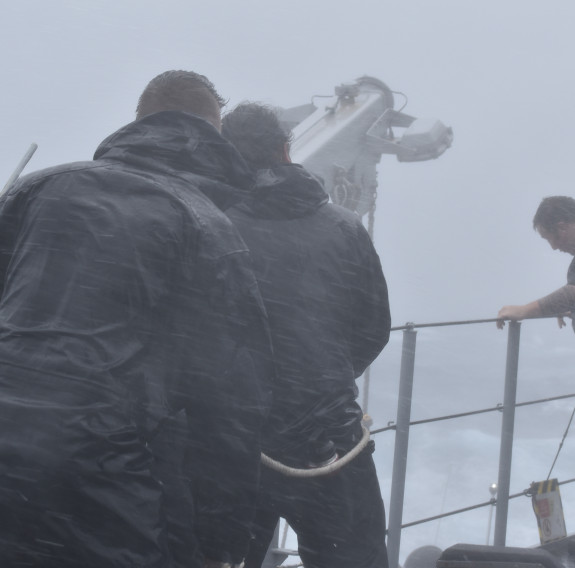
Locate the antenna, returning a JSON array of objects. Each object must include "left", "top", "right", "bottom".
[{"left": 2, "top": 143, "right": 38, "bottom": 195}]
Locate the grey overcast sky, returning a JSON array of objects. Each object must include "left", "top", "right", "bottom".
[{"left": 2, "top": 0, "right": 575, "bottom": 562}]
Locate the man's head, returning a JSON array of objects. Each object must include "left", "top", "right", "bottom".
[
  {"left": 221, "top": 103, "right": 292, "bottom": 170},
  {"left": 533, "top": 196, "right": 575, "bottom": 254},
  {"left": 136, "top": 70, "right": 225, "bottom": 131}
]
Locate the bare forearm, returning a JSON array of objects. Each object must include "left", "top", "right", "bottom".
[
  {"left": 498, "top": 300, "right": 542, "bottom": 322},
  {"left": 497, "top": 285, "right": 575, "bottom": 329},
  {"left": 537, "top": 284, "right": 575, "bottom": 315}
]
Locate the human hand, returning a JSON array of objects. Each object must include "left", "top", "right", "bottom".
[
  {"left": 557, "top": 312, "right": 572, "bottom": 329},
  {"left": 496, "top": 305, "right": 528, "bottom": 329}
]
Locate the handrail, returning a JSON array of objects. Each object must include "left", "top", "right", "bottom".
[
  {"left": 370, "top": 393, "right": 575, "bottom": 435},
  {"left": 390, "top": 313, "right": 568, "bottom": 332},
  {"left": 391, "top": 317, "right": 501, "bottom": 331},
  {"left": 274, "top": 315, "right": 574, "bottom": 568},
  {"left": 385, "top": 315, "right": 573, "bottom": 568},
  {"left": 393, "top": 477, "right": 575, "bottom": 532}
]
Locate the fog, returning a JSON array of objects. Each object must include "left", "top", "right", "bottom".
[{"left": 2, "top": 0, "right": 575, "bottom": 563}]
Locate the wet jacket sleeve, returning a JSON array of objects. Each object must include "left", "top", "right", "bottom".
[
  {"left": 346, "top": 221, "right": 391, "bottom": 377},
  {"left": 173, "top": 249, "right": 273, "bottom": 564}
]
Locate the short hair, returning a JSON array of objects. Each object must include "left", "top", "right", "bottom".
[
  {"left": 136, "top": 70, "right": 226, "bottom": 128},
  {"left": 221, "top": 103, "right": 293, "bottom": 170},
  {"left": 533, "top": 196, "right": 575, "bottom": 231}
]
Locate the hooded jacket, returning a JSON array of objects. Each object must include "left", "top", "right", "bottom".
[
  {"left": 227, "top": 163, "right": 390, "bottom": 466},
  {"left": 0, "top": 111, "right": 272, "bottom": 567}
]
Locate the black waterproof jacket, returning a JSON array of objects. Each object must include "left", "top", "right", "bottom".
[
  {"left": 227, "top": 164, "right": 390, "bottom": 465},
  {"left": 0, "top": 112, "right": 272, "bottom": 567},
  {"left": 567, "top": 257, "right": 575, "bottom": 332}
]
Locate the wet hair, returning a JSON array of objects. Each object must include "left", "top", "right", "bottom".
[
  {"left": 533, "top": 196, "right": 575, "bottom": 231},
  {"left": 136, "top": 70, "right": 226, "bottom": 128},
  {"left": 221, "top": 103, "right": 293, "bottom": 170}
]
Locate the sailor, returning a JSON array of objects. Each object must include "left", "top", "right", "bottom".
[
  {"left": 498, "top": 195, "right": 575, "bottom": 329},
  {"left": 0, "top": 71, "right": 272, "bottom": 568},
  {"left": 222, "top": 103, "right": 391, "bottom": 568}
]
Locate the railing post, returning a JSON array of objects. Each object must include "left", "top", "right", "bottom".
[
  {"left": 387, "top": 326, "right": 417, "bottom": 568},
  {"left": 261, "top": 521, "right": 290, "bottom": 568},
  {"left": 493, "top": 320, "right": 521, "bottom": 547}
]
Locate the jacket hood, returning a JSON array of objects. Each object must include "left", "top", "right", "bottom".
[
  {"left": 94, "top": 111, "right": 254, "bottom": 210},
  {"left": 234, "top": 164, "right": 328, "bottom": 220}
]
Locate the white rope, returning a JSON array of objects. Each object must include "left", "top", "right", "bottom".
[{"left": 260, "top": 424, "right": 371, "bottom": 478}]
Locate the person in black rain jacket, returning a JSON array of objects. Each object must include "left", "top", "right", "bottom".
[
  {"left": 0, "top": 72, "right": 272, "bottom": 568},
  {"left": 222, "top": 103, "right": 391, "bottom": 568}
]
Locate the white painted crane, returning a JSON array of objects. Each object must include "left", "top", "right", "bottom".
[{"left": 279, "top": 76, "right": 453, "bottom": 218}]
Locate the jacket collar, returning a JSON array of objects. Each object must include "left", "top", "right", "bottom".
[
  {"left": 234, "top": 164, "right": 328, "bottom": 220},
  {"left": 94, "top": 111, "right": 254, "bottom": 209}
]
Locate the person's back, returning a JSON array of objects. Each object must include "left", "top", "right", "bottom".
[
  {"left": 222, "top": 103, "right": 391, "bottom": 568},
  {"left": 227, "top": 164, "right": 387, "bottom": 460},
  {"left": 0, "top": 74, "right": 271, "bottom": 568}
]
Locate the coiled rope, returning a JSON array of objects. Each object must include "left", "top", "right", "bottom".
[{"left": 260, "top": 424, "right": 371, "bottom": 478}]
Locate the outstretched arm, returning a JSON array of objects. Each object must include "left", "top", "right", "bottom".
[
  {"left": 497, "top": 301, "right": 542, "bottom": 329},
  {"left": 497, "top": 284, "right": 575, "bottom": 329}
]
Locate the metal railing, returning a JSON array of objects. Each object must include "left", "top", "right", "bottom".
[
  {"left": 385, "top": 315, "right": 569, "bottom": 568},
  {"left": 264, "top": 315, "right": 574, "bottom": 568}
]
